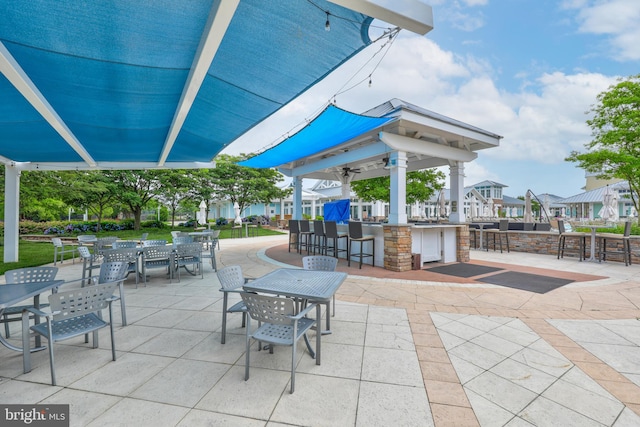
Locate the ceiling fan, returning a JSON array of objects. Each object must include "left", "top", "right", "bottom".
[{"left": 342, "top": 166, "right": 361, "bottom": 177}]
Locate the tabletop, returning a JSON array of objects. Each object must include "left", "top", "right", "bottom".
[
  {"left": 0, "top": 280, "right": 65, "bottom": 309},
  {"left": 243, "top": 269, "right": 347, "bottom": 302}
]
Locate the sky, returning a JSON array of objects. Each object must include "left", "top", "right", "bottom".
[{"left": 223, "top": 0, "right": 640, "bottom": 199}]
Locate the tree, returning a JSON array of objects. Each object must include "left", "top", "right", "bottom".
[
  {"left": 106, "top": 170, "right": 162, "bottom": 230},
  {"left": 211, "top": 154, "right": 289, "bottom": 218},
  {"left": 156, "top": 169, "right": 194, "bottom": 226},
  {"left": 566, "top": 74, "right": 640, "bottom": 222},
  {"left": 58, "top": 171, "right": 118, "bottom": 230},
  {"left": 350, "top": 169, "right": 446, "bottom": 205}
]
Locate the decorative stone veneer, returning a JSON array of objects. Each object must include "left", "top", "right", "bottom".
[
  {"left": 383, "top": 225, "right": 413, "bottom": 272},
  {"left": 498, "top": 231, "right": 638, "bottom": 264},
  {"left": 457, "top": 226, "right": 471, "bottom": 262}
]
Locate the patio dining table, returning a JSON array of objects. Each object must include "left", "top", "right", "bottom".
[
  {"left": 0, "top": 280, "right": 64, "bottom": 352},
  {"left": 243, "top": 268, "right": 347, "bottom": 365}
]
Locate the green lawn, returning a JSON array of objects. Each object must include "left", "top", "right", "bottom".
[{"left": 0, "top": 225, "right": 285, "bottom": 275}]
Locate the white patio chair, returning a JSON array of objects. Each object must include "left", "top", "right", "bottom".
[
  {"left": 102, "top": 248, "right": 140, "bottom": 288},
  {"left": 22, "top": 282, "right": 119, "bottom": 386},
  {"left": 175, "top": 243, "right": 203, "bottom": 282},
  {"left": 93, "top": 261, "right": 130, "bottom": 326},
  {"left": 241, "top": 292, "right": 318, "bottom": 394},
  {"left": 302, "top": 255, "right": 338, "bottom": 331},
  {"left": 2, "top": 267, "right": 58, "bottom": 338},
  {"left": 217, "top": 265, "right": 251, "bottom": 344},
  {"left": 77, "top": 246, "right": 102, "bottom": 287},
  {"left": 141, "top": 245, "right": 174, "bottom": 283},
  {"left": 51, "top": 238, "right": 77, "bottom": 265},
  {"left": 200, "top": 230, "right": 220, "bottom": 270}
]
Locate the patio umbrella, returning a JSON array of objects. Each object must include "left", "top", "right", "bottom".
[
  {"left": 469, "top": 195, "right": 477, "bottom": 218},
  {"left": 438, "top": 191, "right": 446, "bottom": 218},
  {"left": 233, "top": 202, "right": 242, "bottom": 226},
  {"left": 598, "top": 185, "right": 616, "bottom": 222},
  {"left": 198, "top": 200, "right": 207, "bottom": 225},
  {"left": 487, "top": 199, "right": 494, "bottom": 218},
  {"left": 524, "top": 191, "right": 533, "bottom": 223},
  {"left": 542, "top": 194, "right": 550, "bottom": 222}
]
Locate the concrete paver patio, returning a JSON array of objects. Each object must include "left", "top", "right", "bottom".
[{"left": 1, "top": 234, "right": 639, "bottom": 426}]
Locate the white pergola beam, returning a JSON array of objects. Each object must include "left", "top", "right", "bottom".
[
  {"left": 329, "top": 0, "right": 433, "bottom": 35},
  {"left": 0, "top": 41, "right": 97, "bottom": 167},
  {"left": 1, "top": 161, "right": 216, "bottom": 172},
  {"left": 380, "top": 132, "right": 477, "bottom": 162},
  {"left": 159, "top": 0, "right": 240, "bottom": 166}
]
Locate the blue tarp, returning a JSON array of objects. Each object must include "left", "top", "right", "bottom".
[
  {"left": 0, "top": 0, "right": 373, "bottom": 164},
  {"left": 239, "top": 105, "right": 394, "bottom": 169},
  {"left": 323, "top": 199, "right": 350, "bottom": 223}
]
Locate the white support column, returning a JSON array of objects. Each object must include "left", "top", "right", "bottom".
[
  {"left": 311, "top": 198, "right": 316, "bottom": 220},
  {"left": 388, "top": 151, "right": 408, "bottom": 225},
  {"left": 4, "top": 165, "right": 20, "bottom": 262},
  {"left": 292, "top": 176, "right": 303, "bottom": 220},
  {"left": 280, "top": 199, "right": 285, "bottom": 220},
  {"left": 448, "top": 161, "right": 466, "bottom": 223}
]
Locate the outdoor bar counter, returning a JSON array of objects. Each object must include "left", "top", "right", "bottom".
[{"left": 336, "top": 222, "right": 462, "bottom": 268}]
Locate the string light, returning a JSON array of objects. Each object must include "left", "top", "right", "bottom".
[
  {"left": 325, "top": 11, "right": 330, "bottom": 31},
  {"left": 368, "top": 75, "right": 372, "bottom": 87}
]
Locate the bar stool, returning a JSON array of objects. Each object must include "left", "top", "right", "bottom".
[
  {"left": 557, "top": 220, "right": 586, "bottom": 261},
  {"left": 231, "top": 223, "right": 244, "bottom": 238},
  {"left": 312, "top": 220, "right": 327, "bottom": 255},
  {"left": 485, "top": 219, "right": 510, "bottom": 253},
  {"left": 597, "top": 221, "right": 632, "bottom": 266},
  {"left": 324, "top": 221, "right": 348, "bottom": 258},
  {"left": 288, "top": 220, "right": 300, "bottom": 252},
  {"left": 298, "top": 220, "right": 314, "bottom": 254},
  {"left": 348, "top": 221, "right": 375, "bottom": 268}
]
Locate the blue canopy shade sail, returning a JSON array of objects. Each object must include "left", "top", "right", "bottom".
[
  {"left": 0, "top": 0, "right": 374, "bottom": 170},
  {"left": 239, "top": 104, "right": 394, "bottom": 169}
]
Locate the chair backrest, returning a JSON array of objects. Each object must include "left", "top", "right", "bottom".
[
  {"left": 217, "top": 265, "right": 245, "bottom": 291},
  {"left": 77, "top": 245, "right": 93, "bottom": 260},
  {"left": 176, "top": 242, "right": 202, "bottom": 257},
  {"left": 112, "top": 241, "right": 138, "bottom": 249},
  {"left": 103, "top": 248, "right": 138, "bottom": 263},
  {"left": 5, "top": 267, "right": 58, "bottom": 284},
  {"left": 143, "top": 245, "right": 173, "bottom": 259},
  {"left": 313, "top": 220, "right": 325, "bottom": 237},
  {"left": 77, "top": 235, "right": 96, "bottom": 244},
  {"left": 170, "top": 231, "right": 181, "bottom": 238},
  {"left": 299, "top": 220, "right": 311, "bottom": 233},
  {"left": 140, "top": 232, "right": 149, "bottom": 241},
  {"left": 49, "top": 282, "right": 118, "bottom": 322},
  {"left": 289, "top": 220, "right": 299, "bottom": 234},
  {"left": 557, "top": 220, "right": 566, "bottom": 234},
  {"left": 97, "top": 261, "right": 129, "bottom": 284},
  {"left": 348, "top": 221, "right": 364, "bottom": 239},
  {"left": 623, "top": 221, "right": 632, "bottom": 237},
  {"left": 241, "top": 293, "right": 295, "bottom": 326},
  {"left": 523, "top": 223, "right": 534, "bottom": 231},
  {"left": 94, "top": 236, "right": 117, "bottom": 254},
  {"left": 97, "top": 236, "right": 118, "bottom": 244},
  {"left": 173, "top": 236, "right": 194, "bottom": 246},
  {"left": 499, "top": 219, "right": 509, "bottom": 232},
  {"left": 324, "top": 221, "right": 338, "bottom": 238},
  {"left": 143, "top": 239, "right": 167, "bottom": 247},
  {"left": 302, "top": 255, "right": 337, "bottom": 271},
  {"left": 51, "top": 237, "right": 63, "bottom": 248}
]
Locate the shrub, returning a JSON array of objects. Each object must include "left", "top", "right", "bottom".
[
  {"left": 141, "top": 219, "right": 165, "bottom": 229},
  {"left": 216, "top": 217, "right": 228, "bottom": 226}
]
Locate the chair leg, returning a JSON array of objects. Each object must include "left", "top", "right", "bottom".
[
  {"left": 221, "top": 296, "right": 228, "bottom": 344},
  {"left": 119, "top": 282, "right": 127, "bottom": 326}
]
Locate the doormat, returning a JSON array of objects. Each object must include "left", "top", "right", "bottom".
[
  {"left": 476, "top": 271, "right": 574, "bottom": 294},
  {"left": 426, "top": 263, "right": 504, "bottom": 278}
]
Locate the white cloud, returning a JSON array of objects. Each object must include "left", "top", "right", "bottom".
[{"left": 571, "top": 0, "right": 640, "bottom": 60}]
